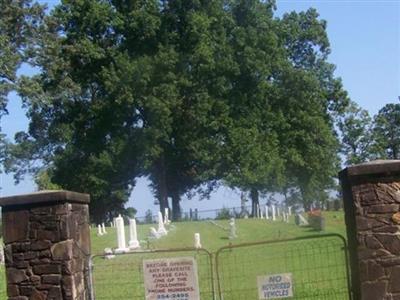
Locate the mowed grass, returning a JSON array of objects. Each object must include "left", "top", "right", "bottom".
[
  {"left": 0, "top": 212, "right": 349, "bottom": 299},
  {"left": 90, "top": 211, "right": 350, "bottom": 300},
  {"left": 90, "top": 212, "right": 347, "bottom": 254}
]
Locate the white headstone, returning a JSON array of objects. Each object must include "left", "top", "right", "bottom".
[
  {"left": 164, "top": 208, "right": 170, "bottom": 225},
  {"left": 256, "top": 204, "right": 260, "bottom": 219},
  {"left": 229, "top": 218, "right": 237, "bottom": 239},
  {"left": 110, "top": 222, "right": 113, "bottom": 228},
  {"left": 149, "top": 227, "right": 160, "bottom": 239},
  {"left": 297, "top": 214, "right": 309, "bottom": 226},
  {"left": 265, "top": 206, "right": 269, "bottom": 220},
  {"left": 277, "top": 206, "right": 281, "bottom": 217},
  {"left": 115, "top": 214, "right": 129, "bottom": 253},
  {"left": 128, "top": 218, "right": 140, "bottom": 249},
  {"left": 157, "top": 211, "right": 168, "bottom": 236},
  {"left": 102, "top": 223, "right": 107, "bottom": 234},
  {"left": 104, "top": 248, "right": 115, "bottom": 259},
  {"left": 194, "top": 233, "right": 202, "bottom": 249},
  {"left": 260, "top": 207, "right": 264, "bottom": 219},
  {"left": 288, "top": 206, "right": 292, "bottom": 216},
  {"left": 272, "top": 205, "right": 276, "bottom": 221},
  {"left": 97, "top": 224, "right": 103, "bottom": 236}
]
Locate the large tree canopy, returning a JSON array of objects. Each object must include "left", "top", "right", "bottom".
[{"left": 4, "top": 0, "right": 351, "bottom": 221}]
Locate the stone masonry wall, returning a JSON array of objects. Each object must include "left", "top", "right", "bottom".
[
  {"left": 351, "top": 181, "right": 400, "bottom": 300},
  {"left": 3, "top": 202, "right": 90, "bottom": 300}
]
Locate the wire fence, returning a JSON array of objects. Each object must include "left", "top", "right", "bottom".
[
  {"left": 215, "top": 234, "right": 352, "bottom": 300},
  {"left": 90, "top": 248, "right": 215, "bottom": 300},
  {"left": 135, "top": 201, "right": 343, "bottom": 224}
]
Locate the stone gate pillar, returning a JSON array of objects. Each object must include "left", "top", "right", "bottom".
[
  {"left": 339, "top": 160, "right": 400, "bottom": 300},
  {"left": 0, "top": 190, "right": 91, "bottom": 300}
]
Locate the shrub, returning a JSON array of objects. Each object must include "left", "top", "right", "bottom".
[{"left": 216, "top": 207, "right": 232, "bottom": 220}]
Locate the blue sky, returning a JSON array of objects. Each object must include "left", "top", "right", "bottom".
[{"left": 1, "top": 0, "right": 399, "bottom": 216}]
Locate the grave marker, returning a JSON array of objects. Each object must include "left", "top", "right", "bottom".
[
  {"left": 128, "top": 218, "right": 140, "bottom": 249},
  {"left": 194, "top": 233, "right": 202, "bottom": 249},
  {"left": 115, "top": 214, "right": 129, "bottom": 253}
]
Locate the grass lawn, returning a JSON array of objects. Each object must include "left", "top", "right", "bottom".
[{"left": 0, "top": 211, "right": 349, "bottom": 299}]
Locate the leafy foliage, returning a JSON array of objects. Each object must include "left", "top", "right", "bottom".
[
  {"left": 372, "top": 103, "right": 400, "bottom": 159},
  {"left": 3, "top": 0, "right": 353, "bottom": 220}
]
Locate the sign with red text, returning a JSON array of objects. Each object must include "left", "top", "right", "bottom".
[
  {"left": 257, "top": 273, "right": 293, "bottom": 299},
  {"left": 143, "top": 257, "right": 200, "bottom": 300}
]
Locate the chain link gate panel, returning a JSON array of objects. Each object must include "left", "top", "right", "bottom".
[
  {"left": 90, "top": 248, "right": 215, "bottom": 300},
  {"left": 215, "top": 234, "right": 352, "bottom": 300}
]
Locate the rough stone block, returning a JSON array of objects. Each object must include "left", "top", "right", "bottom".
[
  {"left": 3, "top": 210, "right": 30, "bottom": 243},
  {"left": 31, "top": 240, "right": 52, "bottom": 251},
  {"left": 7, "top": 284, "right": 19, "bottom": 297},
  {"left": 51, "top": 240, "right": 73, "bottom": 261},
  {"left": 361, "top": 281, "right": 388, "bottom": 300},
  {"left": 42, "top": 274, "right": 61, "bottom": 285},
  {"left": 6, "top": 268, "right": 28, "bottom": 284},
  {"left": 389, "top": 266, "right": 400, "bottom": 293},
  {"left": 33, "top": 264, "right": 61, "bottom": 275}
]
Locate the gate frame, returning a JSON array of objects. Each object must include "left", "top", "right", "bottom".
[
  {"left": 89, "top": 247, "right": 215, "bottom": 300},
  {"left": 214, "top": 233, "right": 353, "bottom": 300}
]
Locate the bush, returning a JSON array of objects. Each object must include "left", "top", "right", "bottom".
[
  {"left": 307, "top": 210, "right": 325, "bottom": 231},
  {"left": 216, "top": 207, "right": 232, "bottom": 220}
]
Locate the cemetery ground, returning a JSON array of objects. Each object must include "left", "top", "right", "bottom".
[{"left": 0, "top": 211, "right": 348, "bottom": 299}]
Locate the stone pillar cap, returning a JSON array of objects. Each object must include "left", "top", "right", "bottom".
[
  {"left": 339, "top": 159, "right": 400, "bottom": 180},
  {"left": 0, "top": 190, "right": 90, "bottom": 207}
]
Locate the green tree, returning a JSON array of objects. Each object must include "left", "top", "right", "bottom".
[
  {"left": 372, "top": 103, "right": 400, "bottom": 159},
  {"left": 220, "top": 0, "right": 285, "bottom": 215},
  {"left": 0, "top": 0, "right": 44, "bottom": 175},
  {"left": 274, "top": 8, "right": 349, "bottom": 210},
  {"left": 338, "top": 101, "right": 373, "bottom": 165}
]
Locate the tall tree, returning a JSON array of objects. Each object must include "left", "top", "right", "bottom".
[
  {"left": 221, "top": 0, "right": 285, "bottom": 215},
  {"left": 273, "top": 8, "right": 349, "bottom": 209},
  {"left": 0, "top": 0, "right": 44, "bottom": 174},
  {"left": 338, "top": 101, "right": 373, "bottom": 165},
  {"left": 372, "top": 103, "right": 400, "bottom": 159}
]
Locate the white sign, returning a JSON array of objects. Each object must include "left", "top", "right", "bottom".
[
  {"left": 257, "top": 273, "right": 293, "bottom": 299},
  {"left": 143, "top": 257, "right": 200, "bottom": 300}
]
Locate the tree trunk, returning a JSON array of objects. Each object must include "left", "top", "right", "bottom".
[
  {"left": 250, "top": 188, "right": 259, "bottom": 217},
  {"left": 171, "top": 191, "right": 181, "bottom": 221},
  {"left": 155, "top": 156, "right": 169, "bottom": 218}
]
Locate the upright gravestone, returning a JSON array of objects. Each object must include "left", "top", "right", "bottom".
[
  {"left": 128, "top": 218, "right": 140, "bottom": 249},
  {"left": 115, "top": 214, "right": 129, "bottom": 253},
  {"left": 272, "top": 205, "right": 276, "bottom": 221},
  {"left": 98, "top": 224, "right": 104, "bottom": 236},
  {"left": 0, "top": 190, "right": 91, "bottom": 300},
  {"left": 265, "top": 206, "right": 269, "bottom": 220},
  {"left": 164, "top": 208, "right": 170, "bottom": 225},
  {"left": 194, "top": 233, "right": 202, "bottom": 249},
  {"left": 102, "top": 223, "right": 107, "bottom": 234},
  {"left": 157, "top": 212, "right": 167, "bottom": 236},
  {"left": 229, "top": 218, "right": 237, "bottom": 239},
  {"left": 339, "top": 160, "right": 400, "bottom": 300}
]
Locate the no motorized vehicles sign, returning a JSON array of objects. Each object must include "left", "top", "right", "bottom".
[{"left": 257, "top": 273, "right": 293, "bottom": 299}]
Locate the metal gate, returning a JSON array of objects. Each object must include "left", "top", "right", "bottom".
[
  {"left": 89, "top": 248, "right": 215, "bottom": 300},
  {"left": 89, "top": 234, "right": 352, "bottom": 299},
  {"left": 215, "top": 234, "right": 352, "bottom": 300}
]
